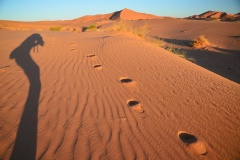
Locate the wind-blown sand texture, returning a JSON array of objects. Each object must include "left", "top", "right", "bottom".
[
  {"left": 146, "top": 19, "right": 240, "bottom": 83},
  {"left": 0, "top": 28, "right": 239, "bottom": 160},
  {"left": 0, "top": 8, "right": 240, "bottom": 160}
]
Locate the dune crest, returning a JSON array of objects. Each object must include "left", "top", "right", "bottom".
[
  {"left": 187, "top": 10, "right": 239, "bottom": 20},
  {"left": 110, "top": 8, "right": 161, "bottom": 20}
]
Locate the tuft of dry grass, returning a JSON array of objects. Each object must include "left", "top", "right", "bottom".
[
  {"left": 112, "top": 20, "right": 149, "bottom": 38},
  {"left": 83, "top": 24, "right": 98, "bottom": 32},
  {"left": 191, "top": 35, "right": 210, "bottom": 48},
  {"left": 86, "top": 24, "right": 97, "bottom": 30},
  {"left": 152, "top": 37, "right": 165, "bottom": 47},
  {"left": 165, "top": 46, "right": 196, "bottom": 63},
  {"left": 50, "top": 26, "right": 62, "bottom": 31},
  {"left": 145, "top": 37, "right": 165, "bottom": 47},
  {"left": 132, "top": 23, "right": 149, "bottom": 38},
  {"left": 112, "top": 20, "right": 129, "bottom": 32}
]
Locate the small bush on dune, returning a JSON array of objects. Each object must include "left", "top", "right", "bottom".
[
  {"left": 206, "top": 18, "right": 218, "bottom": 21},
  {"left": 132, "top": 23, "right": 148, "bottom": 38},
  {"left": 83, "top": 24, "right": 98, "bottom": 32},
  {"left": 146, "top": 37, "right": 165, "bottom": 47},
  {"left": 112, "top": 20, "right": 129, "bottom": 32},
  {"left": 225, "top": 17, "right": 236, "bottom": 21},
  {"left": 211, "top": 18, "right": 218, "bottom": 21},
  {"left": 153, "top": 37, "right": 165, "bottom": 47},
  {"left": 191, "top": 35, "right": 210, "bottom": 48},
  {"left": 112, "top": 20, "right": 149, "bottom": 38},
  {"left": 87, "top": 24, "right": 97, "bottom": 30},
  {"left": 165, "top": 46, "right": 196, "bottom": 63},
  {"left": 50, "top": 26, "right": 62, "bottom": 31}
]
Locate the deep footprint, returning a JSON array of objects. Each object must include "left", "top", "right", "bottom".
[
  {"left": 127, "top": 99, "right": 144, "bottom": 113},
  {"left": 87, "top": 54, "right": 96, "bottom": 57},
  {"left": 71, "top": 48, "right": 77, "bottom": 51},
  {"left": 119, "top": 77, "right": 133, "bottom": 83},
  {"left": 178, "top": 131, "right": 207, "bottom": 155},
  {"left": 93, "top": 64, "right": 103, "bottom": 70}
]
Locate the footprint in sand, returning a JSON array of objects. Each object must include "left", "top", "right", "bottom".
[
  {"left": 119, "top": 77, "right": 138, "bottom": 89},
  {"left": 93, "top": 64, "right": 103, "bottom": 70},
  {"left": 119, "top": 77, "right": 133, "bottom": 83},
  {"left": 0, "top": 66, "right": 10, "bottom": 73},
  {"left": 127, "top": 99, "right": 144, "bottom": 113},
  {"left": 87, "top": 54, "right": 96, "bottom": 58},
  {"left": 71, "top": 48, "right": 77, "bottom": 51},
  {"left": 178, "top": 131, "right": 207, "bottom": 155}
]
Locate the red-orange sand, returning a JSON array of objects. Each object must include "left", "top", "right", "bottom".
[{"left": 0, "top": 9, "right": 240, "bottom": 160}]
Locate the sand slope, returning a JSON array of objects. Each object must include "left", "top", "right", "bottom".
[
  {"left": 146, "top": 18, "right": 240, "bottom": 83},
  {"left": 110, "top": 8, "right": 161, "bottom": 20},
  {"left": 0, "top": 29, "right": 239, "bottom": 160},
  {"left": 187, "top": 10, "right": 238, "bottom": 20}
]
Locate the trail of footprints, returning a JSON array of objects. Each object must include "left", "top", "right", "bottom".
[
  {"left": 86, "top": 54, "right": 103, "bottom": 70},
  {"left": 77, "top": 43, "right": 207, "bottom": 156},
  {"left": 70, "top": 42, "right": 77, "bottom": 51}
]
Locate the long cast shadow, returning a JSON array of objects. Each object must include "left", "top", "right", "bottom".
[
  {"left": 153, "top": 36, "right": 240, "bottom": 83},
  {"left": 9, "top": 33, "right": 44, "bottom": 160}
]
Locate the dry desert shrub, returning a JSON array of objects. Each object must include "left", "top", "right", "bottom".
[
  {"left": 82, "top": 24, "right": 98, "bottom": 32},
  {"left": 132, "top": 23, "right": 148, "bottom": 38},
  {"left": 112, "top": 20, "right": 149, "bottom": 38},
  {"left": 191, "top": 35, "right": 210, "bottom": 48},
  {"left": 86, "top": 24, "right": 97, "bottom": 30},
  {"left": 165, "top": 46, "right": 196, "bottom": 63},
  {"left": 112, "top": 20, "right": 129, "bottom": 32},
  {"left": 49, "top": 26, "right": 62, "bottom": 31},
  {"left": 149, "top": 37, "right": 165, "bottom": 47}
]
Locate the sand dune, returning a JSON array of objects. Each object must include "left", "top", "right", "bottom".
[
  {"left": 187, "top": 10, "right": 238, "bottom": 20},
  {"left": 145, "top": 18, "right": 240, "bottom": 83},
  {"left": 0, "top": 8, "right": 161, "bottom": 31},
  {"left": 110, "top": 8, "right": 161, "bottom": 20},
  {"left": 0, "top": 28, "right": 239, "bottom": 160},
  {"left": 0, "top": 8, "right": 240, "bottom": 160}
]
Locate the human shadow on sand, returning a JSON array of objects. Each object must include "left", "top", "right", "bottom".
[{"left": 9, "top": 33, "right": 44, "bottom": 160}]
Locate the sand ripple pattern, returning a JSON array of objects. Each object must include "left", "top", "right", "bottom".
[{"left": 0, "top": 31, "right": 240, "bottom": 160}]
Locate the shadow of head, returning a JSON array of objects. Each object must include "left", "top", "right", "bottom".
[
  {"left": 10, "top": 33, "right": 44, "bottom": 60},
  {"left": 24, "top": 33, "right": 44, "bottom": 47}
]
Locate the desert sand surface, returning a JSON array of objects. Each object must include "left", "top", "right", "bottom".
[
  {"left": 145, "top": 18, "right": 240, "bottom": 83},
  {"left": 0, "top": 9, "right": 240, "bottom": 160}
]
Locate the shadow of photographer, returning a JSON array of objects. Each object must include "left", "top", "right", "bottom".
[{"left": 10, "top": 33, "right": 44, "bottom": 160}]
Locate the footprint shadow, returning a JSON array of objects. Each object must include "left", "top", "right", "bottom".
[
  {"left": 178, "top": 131, "right": 207, "bottom": 155},
  {"left": 93, "top": 64, "right": 103, "bottom": 70},
  {"left": 119, "top": 77, "right": 133, "bottom": 83},
  {"left": 127, "top": 99, "right": 144, "bottom": 113},
  {"left": 87, "top": 54, "right": 96, "bottom": 58},
  {"left": 119, "top": 77, "right": 139, "bottom": 93}
]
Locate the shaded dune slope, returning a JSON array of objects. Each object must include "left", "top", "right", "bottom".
[
  {"left": 187, "top": 10, "right": 238, "bottom": 20},
  {"left": 0, "top": 30, "right": 239, "bottom": 159}
]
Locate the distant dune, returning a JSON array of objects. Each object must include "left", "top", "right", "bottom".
[
  {"left": 109, "top": 8, "right": 161, "bottom": 20},
  {"left": 187, "top": 10, "right": 240, "bottom": 21},
  {"left": 73, "top": 8, "right": 161, "bottom": 22}
]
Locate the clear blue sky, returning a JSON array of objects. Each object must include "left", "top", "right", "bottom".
[{"left": 0, "top": 0, "right": 239, "bottom": 21}]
